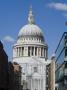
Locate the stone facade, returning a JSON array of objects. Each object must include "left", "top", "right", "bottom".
[{"left": 13, "top": 7, "right": 48, "bottom": 90}]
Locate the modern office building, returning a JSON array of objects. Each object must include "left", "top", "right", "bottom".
[
  {"left": 0, "top": 41, "right": 8, "bottom": 90},
  {"left": 55, "top": 32, "right": 67, "bottom": 90}
]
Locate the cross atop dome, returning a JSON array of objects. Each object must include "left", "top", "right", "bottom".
[{"left": 28, "top": 6, "right": 35, "bottom": 24}]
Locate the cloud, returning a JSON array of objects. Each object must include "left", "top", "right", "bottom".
[
  {"left": 47, "top": 3, "right": 67, "bottom": 11},
  {"left": 2, "top": 36, "right": 15, "bottom": 43},
  {"left": 63, "top": 13, "right": 67, "bottom": 17}
]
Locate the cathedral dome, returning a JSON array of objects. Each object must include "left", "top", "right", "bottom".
[
  {"left": 18, "top": 7, "right": 44, "bottom": 39},
  {"left": 18, "top": 24, "right": 43, "bottom": 38},
  {"left": 13, "top": 7, "right": 48, "bottom": 59}
]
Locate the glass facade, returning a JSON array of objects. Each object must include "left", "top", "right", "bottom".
[
  {"left": 55, "top": 63, "right": 64, "bottom": 82},
  {"left": 55, "top": 32, "right": 67, "bottom": 69},
  {"left": 55, "top": 35, "right": 65, "bottom": 60},
  {"left": 56, "top": 49, "right": 65, "bottom": 67},
  {"left": 55, "top": 32, "right": 67, "bottom": 63},
  {"left": 55, "top": 32, "right": 67, "bottom": 90}
]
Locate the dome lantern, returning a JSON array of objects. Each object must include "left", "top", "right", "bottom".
[{"left": 28, "top": 6, "right": 35, "bottom": 24}]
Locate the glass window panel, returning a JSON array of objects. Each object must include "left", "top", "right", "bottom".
[
  {"left": 56, "top": 50, "right": 65, "bottom": 69},
  {"left": 55, "top": 36, "right": 65, "bottom": 60}
]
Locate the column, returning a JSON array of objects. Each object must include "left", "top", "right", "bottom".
[
  {"left": 43, "top": 78, "right": 46, "bottom": 90},
  {"left": 46, "top": 49, "right": 48, "bottom": 59},
  {"left": 15, "top": 48, "right": 17, "bottom": 57},
  {"left": 17, "top": 47, "right": 19, "bottom": 57},
  {"left": 38, "top": 80, "right": 39, "bottom": 90},
  {"left": 37, "top": 47, "right": 38, "bottom": 57},
  {"left": 34, "top": 47, "right": 35, "bottom": 56},
  {"left": 24, "top": 47, "right": 25, "bottom": 56},
  {"left": 13, "top": 48, "right": 15, "bottom": 57},
  {"left": 40, "top": 79, "right": 41, "bottom": 90},
  {"left": 45, "top": 49, "right": 46, "bottom": 58},
  {"left": 31, "top": 79, "right": 32, "bottom": 90},
  {"left": 30, "top": 47, "right": 32, "bottom": 56},
  {"left": 16, "top": 48, "right": 18, "bottom": 56},
  {"left": 21, "top": 47, "right": 22, "bottom": 56},
  {"left": 33, "top": 79, "right": 34, "bottom": 90},
  {"left": 20, "top": 47, "right": 22, "bottom": 56},
  {"left": 19, "top": 47, "right": 21, "bottom": 56},
  {"left": 45, "top": 49, "right": 48, "bottom": 59},
  {"left": 43, "top": 48, "right": 44, "bottom": 57},
  {"left": 40, "top": 48, "right": 41, "bottom": 57}
]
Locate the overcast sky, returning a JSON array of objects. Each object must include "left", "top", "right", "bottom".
[{"left": 0, "top": 0, "right": 67, "bottom": 61}]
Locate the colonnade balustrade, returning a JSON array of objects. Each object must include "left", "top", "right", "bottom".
[{"left": 13, "top": 46, "right": 47, "bottom": 58}]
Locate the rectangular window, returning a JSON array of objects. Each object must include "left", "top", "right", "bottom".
[{"left": 34, "top": 67, "right": 38, "bottom": 72}]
